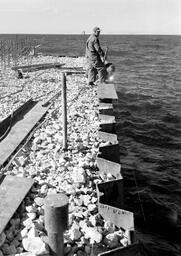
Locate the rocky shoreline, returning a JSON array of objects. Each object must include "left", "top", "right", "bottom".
[{"left": 0, "top": 56, "right": 129, "bottom": 256}]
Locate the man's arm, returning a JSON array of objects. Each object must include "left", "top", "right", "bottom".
[{"left": 94, "top": 38, "right": 104, "bottom": 57}]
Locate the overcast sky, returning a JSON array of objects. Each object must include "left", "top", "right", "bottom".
[{"left": 0, "top": 0, "right": 181, "bottom": 34}]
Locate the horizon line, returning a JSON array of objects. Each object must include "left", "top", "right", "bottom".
[{"left": 0, "top": 33, "right": 181, "bottom": 36}]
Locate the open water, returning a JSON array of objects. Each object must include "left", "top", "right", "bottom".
[{"left": 0, "top": 34, "right": 181, "bottom": 255}]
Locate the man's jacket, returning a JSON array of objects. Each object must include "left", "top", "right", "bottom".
[{"left": 86, "top": 34, "right": 104, "bottom": 62}]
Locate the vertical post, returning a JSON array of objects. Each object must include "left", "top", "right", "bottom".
[
  {"left": 45, "top": 194, "right": 69, "bottom": 256},
  {"left": 0, "top": 41, "right": 3, "bottom": 70},
  {"left": 62, "top": 72, "right": 67, "bottom": 150}
]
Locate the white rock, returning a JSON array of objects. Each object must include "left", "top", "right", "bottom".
[
  {"left": 28, "top": 227, "right": 39, "bottom": 238},
  {"left": 22, "top": 237, "right": 49, "bottom": 255},
  {"left": 104, "top": 233, "right": 119, "bottom": 249},
  {"left": 64, "top": 184, "right": 76, "bottom": 195},
  {"left": 34, "top": 197, "right": 44, "bottom": 206},
  {"left": 78, "top": 160, "right": 89, "bottom": 168},
  {"left": 88, "top": 204, "right": 97, "bottom": 212},
  {"left": 20, "top": 228, "right": 28, "bottom": 238},
  {"left": 69, "top": 227, "right": 82, "bottom": 241},
  {"left": 74, "top": 198, "right": 83, "bottom": 206},
  {"left": 33, "top": 137, "right": 42, "bottom": 144},
  {"left": 25, "top": 205, "right": 37, "bottom": 213},
  {"left": 89, "top": 215, "right": 96, "bottom": 226},
  {"left": 72, "top": 167, "right": 86, "bottom": 184},
  {"left": 23, "top": 218, "right": 33, "bottom": 229},
  {"left": 28, "top": 166, "right": 37, "bottom": 176},
  {"left": 79, "top": 220, "right": 88, "bottom": 231},
  {"left": 81, "top": 195, "right": 91, "bottom": 206},
  {"left": 120, "top": 237, "right": 128, "bottom": 247},
  {"left": 74, "top": 211, "right": 84, "bottom": 219},
  {"left": 65, "top": 223, "right": 82, "bottom": 242},
  {"left": 27, "top": 212, "right": 36, "bottom": 220},
  {"left": 47, "top": 188, "right": 57, "bottom": 195},
  {"left": 104, "top": 221, "right": 116, "bottom": 233},
  {"left": 18, "top": 156, "right": 26, "bottom": 166},
  {"left": 91, "top": 197, "right": 97, "bottom": 203},
  {"left": 84, "top": 227, "right": 102, "bottom": 244}
]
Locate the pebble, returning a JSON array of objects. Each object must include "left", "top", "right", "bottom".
[
  {"left": 120, "top": 237, "right": 128, "bottom": 247},
  {"left": 68, "top": 223, "right": 82, "bottom": 241},
  {"left": 22, "top": 237, "right": 49, "bottom": 255},
  {"left": 22, "top": 218, "right": 33, "bottom": 229},
  {"left": 88, "top": 204, "right": 97, "bottom": 213},
  {"left": 27, "top": 212, "right": 36, "bottom": 220},
  {"left": 34, "top": 197, "right": 44, "bottom": 207},
  {"left": 104, "top": 221, "right": 116, "bottom": 234},
  {"left": 28, "top": 227, "right": 39, "bottom": 238},
  {"left": 103, "top": 233, "right": 120, "bottom": 249},
  {"left": 72, "top": 167, "right": 86, "bottom": 185},
  {"left": 25, "top": 206, "right": 37, "bottom": 213},
  {"left": 20, "top": 228, "right": 28, "bottom": 240},
  {"left": 84, "top": 227, "right": 103, "bottom": 244},
  {"left": 81, "top": 195, "right": 91, "bottom": 206}
]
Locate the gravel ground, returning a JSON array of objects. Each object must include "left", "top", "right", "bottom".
[
  {"left": 0, "top": 56, "right": 129, "bottom": 256},
  {"left": 0, "top": 56, "right": 86, "bottom": 121}
]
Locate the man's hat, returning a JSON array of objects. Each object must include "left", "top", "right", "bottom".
[{"left": 93, "top": 27, "right": 101, "bottom": 33}]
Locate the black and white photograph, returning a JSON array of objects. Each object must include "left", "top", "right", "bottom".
[{"left": 0, "top": 0, "right": 180, "bottom": 255}]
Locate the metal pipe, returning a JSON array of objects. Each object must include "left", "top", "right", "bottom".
[
  {"left": 62, "top": 72, "right": 67, "bottom": 150},
  {"left": 45, "top": 194, "right": 68, "bottom": 256}
]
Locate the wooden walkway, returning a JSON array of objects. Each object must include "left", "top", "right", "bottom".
[
  {"left": 0, "top": 101, "right": 50, "bottom": 167},
  {"left": 11, "top": 62, "right": 65, "bottom": 72},
  {"left": 0, "top": 175, "right": 34, "bottom": 234}
]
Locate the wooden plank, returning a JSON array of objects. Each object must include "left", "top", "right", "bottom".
[
  {"left": 0, "top": 99, "right": 34, "bottom": 138},
  {"left": 11, "top": 62, "right": 65, "bottom": 71},
  {"left": 0, "top": 102, "right": 50, "bottom": 167},
  {"left": 98, "top": 84, "right": 118, "bottom": 100},
  {"left": 0, "top": 175, "right": 34, "bottom": 234}
]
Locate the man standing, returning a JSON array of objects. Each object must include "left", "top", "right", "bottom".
[{"left": 86, "top": 27, "right": 106, "bottom": 85}]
